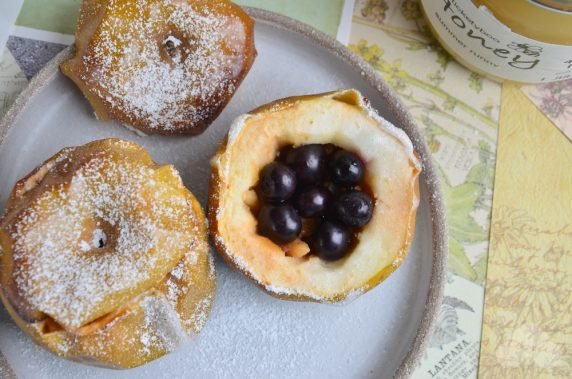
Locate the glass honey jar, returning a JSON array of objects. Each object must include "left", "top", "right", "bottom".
[{"left": 419, "top": 0, "right": 572, "bottom": 83}]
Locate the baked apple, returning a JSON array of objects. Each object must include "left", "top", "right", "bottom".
[
  {"left": 209, "top": 89, "right": 421, "bottom": 303},
  {"left": 0, "top": 139, "right": 215, "bottom": 368},
  {"left": 61, "top": 0, "right": 256, "bottom": 135}
]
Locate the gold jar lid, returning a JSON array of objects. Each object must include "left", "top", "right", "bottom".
[{"left": 474, "top": 0, "right": 572, "bottom": 45}]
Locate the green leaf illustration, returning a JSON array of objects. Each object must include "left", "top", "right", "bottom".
[
  {"left": 469, "top": 72, "right": 484, "bottom": 93},
  {"left": 443, "top": 96, "right": 458, "bottom": 111},
  {"left": 440, "top": 162, "right": 490, "bottom": 280},
  {"left": 427, "top": 70, "right": 445, "bottom": 87},
  {"left": 482, "top": 103, "right": 494, "bottom": 118},
  {"left": 406, "top": 41, "right": 427, "bottom": 51},
  {"left": 358, "top": 0, "right": 389, "bottom": 24},
  {"left": 446, "top": 165, "right": 488, "bottom": 241},
  {"left": 436, "top": 49, "right": 451, "bottom": 70},
  {"left": 448, "top": 238, "right": 477, "bottom": 281},
  {"left": 401, "top": 0, "right": 422, "bottom": 21},
  {"left": 474, "top": 254, "right": 488, "bottom": 284}
]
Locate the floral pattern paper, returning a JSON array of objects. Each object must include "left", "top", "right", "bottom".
[
  {"left": 479, "top": 83, "right": 572, "bottom": 378},
  {"left": 521, "top": 79, "right": 572, "bottom": 142},
  {"left": 0, "top": 48, "right": 27, "bottom": 118}
]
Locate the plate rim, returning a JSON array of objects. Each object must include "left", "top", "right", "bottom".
[{"left": 0, "top": 7, "right": 448, "bottom": 379}]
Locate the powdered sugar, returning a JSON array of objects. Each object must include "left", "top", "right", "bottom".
[
  {"left": 226, "top": 114, "right": 250, "bottom": 146},
  {"left": 8, "top": 142, "right": 196, "bottom": 330},
  {"left": 139, "top": 296, "right": 188, "bottom": 354},
  {"left": 91, "top": 228, "right": 107, "bottom": 249},
  {"left": 185, "top": 295, "right": 213, "bottom": 334},
  {"left": 264, "top": 284, "right": 325, "bottom": 302},
  {"left": 170, "top": 262, "right": 185, "bottom": 281},
  {"left": 162, "top": 35, "right": 182, "bottom": 48},
  {"left": 77, "top": 0, "right": 249, "bottom": 132},
  {"left": 79, "top": 240, "right": 91, "bottom": 252}
]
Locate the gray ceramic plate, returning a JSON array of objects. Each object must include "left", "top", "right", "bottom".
[{"left": 0, "top": 8, "right": 447, "bottom": 379}]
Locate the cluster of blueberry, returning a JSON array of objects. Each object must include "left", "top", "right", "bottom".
[{"left": 256, "top": 144, "right": 374, "bottom": 261}]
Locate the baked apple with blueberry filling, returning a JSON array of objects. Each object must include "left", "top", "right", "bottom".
[{"left": 209, "top": 89, "right": 421, "bottom": 303}]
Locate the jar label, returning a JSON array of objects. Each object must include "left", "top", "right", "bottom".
[{"left": 422, "top": 0, "right": 572, "bottom": 82}]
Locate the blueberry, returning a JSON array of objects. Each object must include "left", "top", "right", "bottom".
[
  {"left": 285, "top": 144, "right": 327, "bottom": 185},
  {"left": 258, "top": 204, "right": 301, "bottom": 244},
  {"left": 330, "top": 150, "right": 365, "bottom": 186},
  {"left": 310, "top": 221, "right": 352, "bottom": 261},
  {"left": 294, "top": 187, "right": 330, "bottom": 218},
  {"left": 331, "top": 191, "right": 374, "bottom": 228},
  {"left": 258, "top": 162, "right": 296, "bottom": 202}
]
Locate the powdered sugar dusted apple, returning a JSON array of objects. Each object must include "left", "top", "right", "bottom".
[
  {"left": 0, "top": 139, "right": 215, "bottom": 368},
  {"left": 61, "top": 0, "right": 256, "bottom": 135}
]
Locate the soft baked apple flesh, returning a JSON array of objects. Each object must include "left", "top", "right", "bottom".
[{"left": 209, "top": 89, "right": 421, "bottom": 302}]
